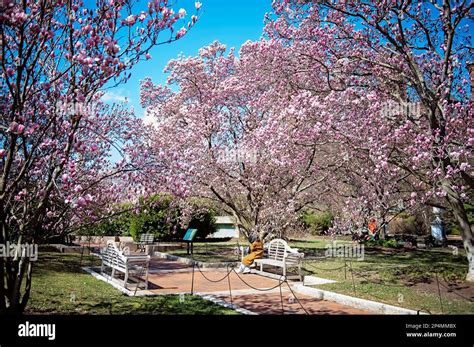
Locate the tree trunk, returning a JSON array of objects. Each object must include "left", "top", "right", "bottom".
[
  {"left": 379, "top": 212, "right": 387, "bottom": 240},
  {"left": 0, "top": 255, "right": 6, "bottom": 313},
  {"left": 443, "top": 185, "right": 474, "bottom": 282},
  {"left": 0, "top": 254, "right": 34, "bottom": 314}
]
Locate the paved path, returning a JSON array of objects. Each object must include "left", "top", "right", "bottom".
[{"left": 142, "top": 258, "right": 370, "bottom": 315}]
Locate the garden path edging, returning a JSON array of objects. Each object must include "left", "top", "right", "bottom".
[
  {"left": 82, "top": 266, "right": 256, "bottom": 314},
  {"left": 292, "top": 284, "right": 426, "bottom": 315},
  {"left": 153, "top": 251, "right": 239, "bottom": 268}
]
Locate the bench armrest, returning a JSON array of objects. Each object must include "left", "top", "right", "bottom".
[
  {"left": 126, "top": 255, "right": 150, "bottom": 263},
  {"left": 285, "top": 252, "right": 304, "bottom": 262},
  {"left": 287, "top": 246, "right": 300, "bottom": 253}
]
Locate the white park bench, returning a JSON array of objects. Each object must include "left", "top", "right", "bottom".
[
  {"left": 135, "top": 233, "right": 156, "bottom": 253},
  {"left": 254, "top": 239, "right": 304, "bottom": 281},
  {"left": 101, "top": 240, "right": 150, "bottom": 290}
]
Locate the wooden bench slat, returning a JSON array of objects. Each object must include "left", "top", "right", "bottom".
[
  {"left": 251, "top": 239, "right": 304, "bottom": 280},
  {"left": 101, "top": 240, "right": 150, "bottom": 290}
]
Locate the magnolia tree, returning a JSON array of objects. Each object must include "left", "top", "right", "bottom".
[
  {"left": 140, "top": 41, "right": 330, "bottom": 240},
  {"left": 268, "top": 0, "right": 473, "bottom": 279},
  {"left": 0, "top": 0, "right": 199, "bottom": 313},
  {"left": 243, "top": 39, "right": 423, "bottom": 238},
  {"left": 320, "top": 145, "right": 423, "bottom": 237}
]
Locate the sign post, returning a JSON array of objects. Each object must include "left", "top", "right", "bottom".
[{"left": 183, "top": 228, "right": 198, "bottom": 255}]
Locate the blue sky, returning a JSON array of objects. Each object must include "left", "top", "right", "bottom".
[{"left": 106, "top": 0, "right": 272, "bottom": 120}]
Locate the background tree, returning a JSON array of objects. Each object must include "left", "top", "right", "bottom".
[
  {"left": 269, "top": 0, "right": 473, "bottom": 280},
  {"left": 140, "top": 41, "right": 325, "bottom": 240}
]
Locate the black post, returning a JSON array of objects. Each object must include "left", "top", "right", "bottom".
[
  {"left": 227, "top": 265, "right": 233, "bottom": 305},
  {"left": 191, "top": 263, "right": 195, "bottom": 295},
  {"left": 344, "top": 258, "right": 347, "bottom": 280}
]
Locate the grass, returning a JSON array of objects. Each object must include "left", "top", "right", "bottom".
[
  {"left": 26, "top": 252, "right": 238, "bottom": 315},
  {"left": 169, "top": 237, "right": 350, "bottom": 262},
  {"left": 47, "top": 237, "right": 472, "bottom": 314},
  {"left": 169, "top": 240, "right": 241, "bottom": 263},
  {"left": 169, "top": 237, "right": 473, "bottom": 314},
  {"left": 297, "top": 241, "right": 474, "bottom": 314}
]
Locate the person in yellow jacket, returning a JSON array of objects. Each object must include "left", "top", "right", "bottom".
[{"left": 236, "top": 233, "right": 264, "bottom": 274}]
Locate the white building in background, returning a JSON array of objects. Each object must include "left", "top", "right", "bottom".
[{"left": 211, "top": 216, "right": 240, "bottom": 239}]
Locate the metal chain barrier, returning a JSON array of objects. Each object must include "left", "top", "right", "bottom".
[
  {"left": 437, "top": 281, "right": 473, "bottom": 302},
  {"left": 304, "top": 262, "right": 347, "bottom": 272},
  {"left": 284, "top": 280, "right": 310, "bottom": 315},
  {"left": 138, "top": 250, "right": 471, "bottom": 315},
  {"left": 434, "top": 271, "right": 444, "bottom": 313},
  {"left": 350, "top": 269, "right": 407, "bottom": 288},
  {"left": 301, "top": 256, "right": 472, "bottom": 314},
  {"left": 188, "top": 262, "right": 310, "bottom": 314},
  {"left": 231, "top": 268, "right": 309, "bottom": 315},
  {"left": 231, "top": 269, "right": 286, "bottom": 292},
  {"left": 194, "top": 263, "right": 234, "bottom": 283}
]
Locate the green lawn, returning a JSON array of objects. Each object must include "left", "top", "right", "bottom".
[
  {"left": 169, "top": 237, "right": 352, "bottom": 262},
  {"left": 169, "top": 240, "right": 241, "bottom": 263},
  {"left": 169, "top": 237, "right": 473, "bottom": 314},
  {"left": 296, "top": 240, "right": 474, "bottom": 314},
  {"left": 26, "top": 252, "right": 238, "bottom": 315}
]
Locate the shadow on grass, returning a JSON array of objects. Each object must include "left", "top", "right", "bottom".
[
  {"left": 360, "top": 248, "right": 468, "bottom": 283},
  {"left": 34, "top": 252, "right": 101, "bottom": 276}
]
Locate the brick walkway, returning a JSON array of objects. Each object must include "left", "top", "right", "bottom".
[
  {"left": 213, "top": 293, "right": 370, "bottom": 315},
  {"left": 141, "top": 258, "right": 370, "bottom": 315}
]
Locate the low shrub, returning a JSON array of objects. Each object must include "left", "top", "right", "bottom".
[
  {"left": 301, "top": 210, "right": 333, "bottom": 235},
  {"left": 79, "top": 203, "right": 134, "bottom": 237},
  {"left": 129, "top": 194, "right": 180, "bottom": 241},
  {"left": 388, "top": 212, "right": 427, "bottom": 235},
  {"left": 76, "top": 194, "right": 218, "bottom": 242},
  {"left": 175, "top": 209, "right": 217, "bottom": 240}
]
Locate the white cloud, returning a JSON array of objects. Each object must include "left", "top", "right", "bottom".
[
  {"left": 101, "top": 90, "right": 129, "bottom": 103},
  {"left": 142, "top": 108, "right": 158, "bottom": 127}
]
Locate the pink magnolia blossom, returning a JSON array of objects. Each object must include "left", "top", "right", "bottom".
[
  {"left": 76, "top": 196, "right": 87, "bottom": 207},
  {"left": 8, "top": 121, "right": 25, "bottom": 134},
  {"left": 175, "top": 27, "right": 187, "bottom": 39},
  {"left": 124, "top": 15, "right": 136, "bottom": 26},
  {"left": 138, "top": 12, "right": 147, "bottom": 21}
]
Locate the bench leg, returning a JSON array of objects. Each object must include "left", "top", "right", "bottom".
[
  {"left": 111, "top": 268, "right": 116, "bottom": 279},
  {"left": 298, "top": 263, "right": 302, "bottom": 282},
  {"left": 124, "top": 270, "right": 129, "bottom": 290},
  {"left": 283, "top": 265, "right": 286, "bottom": 279}
]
